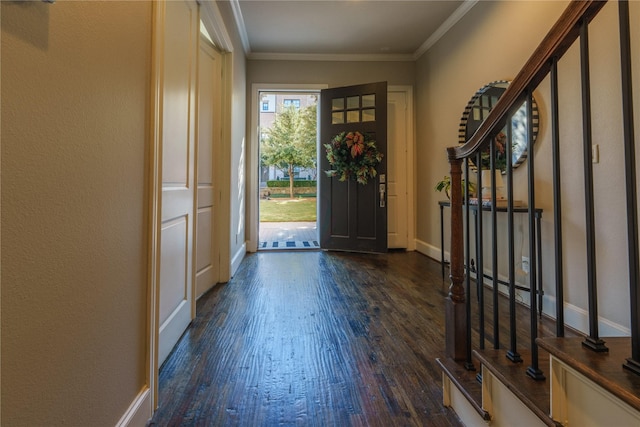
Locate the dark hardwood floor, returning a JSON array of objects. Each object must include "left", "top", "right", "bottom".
[{"left": 148, "top": 250, "right": 464, "bottom": 426}]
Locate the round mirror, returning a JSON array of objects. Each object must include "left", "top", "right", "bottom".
[{"left": 459, "top": 80, "right": 539, "bottom": 173}]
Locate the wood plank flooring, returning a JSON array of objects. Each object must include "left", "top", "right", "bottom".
[{"left": 148, "top": 250, "right": 464, "bottom": 426}]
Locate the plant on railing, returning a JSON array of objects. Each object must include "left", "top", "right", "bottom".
[{"left": 324, "top": 131, "right": 383, "bottom": 185}]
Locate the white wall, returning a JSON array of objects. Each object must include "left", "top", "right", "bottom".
[
  {"left": 2, "top": 1, "right": 151, "bottom": 425},
  {"left": 417, "top": 0, "right": 640, "bottom": 334},
  {"left": 216, "top": 1, "right": 249, "bottom": 276}
]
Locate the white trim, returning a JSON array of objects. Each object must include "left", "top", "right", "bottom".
[
  {"left": 418, "top": 232, "right": 631, "bottom": 337},
  {"left": 248, "top": 84, "right": 328, "bottom": 253},
  {"left": 116, "top": 387, "right": 152, "bottom": 427},
  {"left": 218, "top": 52, "right": 233, "bottom": 282},
  {"left": 231, "top": 242, "right": 246, "bottom": 277},
  {"left": 147, "top": 0, "right": 164, "bottom": 410},
  {"left": 225, "top": 0, "right": 477, "bottom": 62},
  {"left": 543, "top": 297, "right": 631, "bottom": 338},
  {"left": 248, "top": 52, "right": 414, "bottom": 62},
  {"left": 413, "top": 0, "right": 479, "bottom": 60},
  {"left": 229, "top": 0, "right": 250, "bottom": 54},
  {"left": 200, "top": 0, "right": 234, "bottom": 52},
  {"left": 415, "top": 238, "right": 445, "bottom": 262},
  {"left": 389, "top": 85, "right": 416, "bottom": 251}
]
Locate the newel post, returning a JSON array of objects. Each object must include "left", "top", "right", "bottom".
[{"left": 445, "top": 154, "right": 467, "bottom": 360}]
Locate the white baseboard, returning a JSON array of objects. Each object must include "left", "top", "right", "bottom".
[
  {"left": 541, "top": 294, "right": 630, "bottom": 337},
  {"left": 417, "top": 238, "right": 630, "bottom": 337},
  {"left": 116, "top": 387, "right": 151, "bottom": 427},
  {"left": 230, "top": 242, "right": 246, "bottom": 277},
  {"left": 415, "top": 238, "right": 448, "bottom": 261}
]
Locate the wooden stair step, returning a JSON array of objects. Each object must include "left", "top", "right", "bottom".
[
  {"left": 537, "top": 336, "right": 640, "bottom": 414},
  {"left": 436, "top": 356, "right": 490, "bottom": 421},
  {"left": 472, "top": 348, "right": 561, "bottom": 427}
]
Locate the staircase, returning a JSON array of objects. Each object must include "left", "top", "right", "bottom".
[{"left": 439, "top": 1, "right": 640, "bottom": 425}]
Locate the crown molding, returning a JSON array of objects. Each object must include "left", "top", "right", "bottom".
[
  {"left": 247, "top": 52, "right": 414, "bottom": 62},
  {"left": 413, "top": 0, "right": 479, "bottom": 60},
  {"left": 229, "top": 0, "right": 250, "bottom": 54},
  {"left": 229, "top": 0, "right": 477, "bottom": 62}
]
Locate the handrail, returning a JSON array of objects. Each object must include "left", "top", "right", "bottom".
[
  {"left": 447, "top": 0, "right": 606, "bottom": 162},
  {"left": 445, "top": 0, "right": 606, "bottom": 368}
]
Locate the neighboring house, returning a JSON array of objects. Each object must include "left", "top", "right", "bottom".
[
  {"left": 2, "top": 1, "right": 637, "bottom": 425},
  {"left": 259, "top": 93, "right": 318, "bottom": 184}
]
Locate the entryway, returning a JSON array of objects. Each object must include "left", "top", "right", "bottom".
[
  {"left": 256, "top": 88, "right": 321, "bottom": 251},
  {"left": 248, "top": 85, "right": 415, "bottom": 253}
]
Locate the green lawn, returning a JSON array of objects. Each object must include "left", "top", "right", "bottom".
[{"left": 259, "top": 197, "right": 317, "bottom": 222}]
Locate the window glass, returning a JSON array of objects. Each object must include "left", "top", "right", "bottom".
[
  {"left": 332, "top": 98, "right": 344, "bottom": 111},
  {"left": 347, "top": 96, "right": 360, "bottom": 109},
  {"left": 362, "top": 94, "right": 375, "bottom": 108},
  {"left": 332, "top": 112, "right": 344, "bottom": 124}
]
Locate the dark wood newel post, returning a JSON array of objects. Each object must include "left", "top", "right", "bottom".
[{"left": 445, "top": 153, "right": 467, "bottom": 360}]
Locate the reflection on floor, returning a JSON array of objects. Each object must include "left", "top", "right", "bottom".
[{"left": 259, "top": 221, "right": 319, "bottom": 250}]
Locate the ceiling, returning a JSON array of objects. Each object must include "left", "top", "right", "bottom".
[{"left": 229, "top": 0, "right": 477, "bottom": 61}]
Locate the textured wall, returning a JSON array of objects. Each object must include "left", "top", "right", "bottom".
[{"left": 1, "top": 1, "right": 151, "bottom": 425}]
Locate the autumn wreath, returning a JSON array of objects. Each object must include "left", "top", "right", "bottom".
[{"left": 324, "top": 131, "right": 383, "bottom": 185}]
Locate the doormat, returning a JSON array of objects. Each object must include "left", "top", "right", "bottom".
[{"left": 259, "top": 240, "right": 320, "bottom": 250}]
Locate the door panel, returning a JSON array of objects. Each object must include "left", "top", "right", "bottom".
[
  {"left": 387, "top": 91, "right": 408, "bottom": 248},
  {"left": 195, "top": 39, "right": 221, "bottom": 298},
  {"left": 319, "top": 82, "right": 387, "bottom": 253},
  {"left": 158, "top": 0, "right": 198, "bottom": 367}
]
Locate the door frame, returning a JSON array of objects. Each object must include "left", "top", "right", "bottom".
[
  {"left": 247, "top": 84, "right": 328, "bottom": 252},
  {"left": 389, "top": 85, "right": 416, "bottom": 251},
  {"left": 247, "top": 84, "right": 415, "bottom": 253},
  {"left": 147, "top": 1, "right": 234, "bottom": 411}
]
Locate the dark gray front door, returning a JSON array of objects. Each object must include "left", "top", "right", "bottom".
[{"left": 319, "top": 82, "right": 388, "bottom": 253}]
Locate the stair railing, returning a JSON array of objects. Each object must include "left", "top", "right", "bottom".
[{"left": 444, "top": 0, "right": 640, "bottom": 379}]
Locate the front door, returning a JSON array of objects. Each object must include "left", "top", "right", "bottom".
[{"left": 319, "top": 82, "right": 388, "bottom": 253}]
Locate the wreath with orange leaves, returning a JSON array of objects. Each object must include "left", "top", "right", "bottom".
[{"left": 323, "top": 131, "right": 383, "bottom": 185}]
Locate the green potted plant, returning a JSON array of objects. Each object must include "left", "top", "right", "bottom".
[{"left": 435, "top": 175, "right": 476, "bottom": 199}]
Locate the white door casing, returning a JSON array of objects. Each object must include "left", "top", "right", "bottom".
[
  {"left": 387, "top": 90, "right": 410, "bottom": 249},
  {"left": 157, "top": 0, "right": 199, "bottom": 367},
  {"left": 196, "top": 38, "right": 222, "bottom": 298}
]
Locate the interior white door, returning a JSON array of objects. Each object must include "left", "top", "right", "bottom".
[
  {"left": 387, "top": 91, "right": 409, "bottom": 248},
  {"left": 158, "top": 0, "right": 199, "bottom": 367},
  {"left": 195, "top": 39, "right": 222, "bottom": 298}
]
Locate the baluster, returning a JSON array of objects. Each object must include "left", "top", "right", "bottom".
[
  {"left": 618, "top": 0, "right": 640, "bottom": 375},
  {"left": 550, "top": 57, "right": 565, "bottom": 337},
  {"left": 506, "top": 121, "right": 522, "bottom": 363},
  {"left": 490, "top": 137, "right": 500, "bottom": 349},
  {"left": 465, "top": 159, "right": 475, "bottom": 371},
  {"left": 525, "top": 90, "right": 545, "bottom": 381},
  {"left": 579, "top": 19, "right": 608, "bottom": 353},
  {"left": 476, "top": 152, "right": 485, "bottom": 351}
]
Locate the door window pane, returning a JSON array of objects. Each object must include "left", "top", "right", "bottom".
[
  {"left": 362, "top": 108, "right": 375, "bottom": 122},
  {"left": 347, "top": 110, "right": 360, "bottom": 123},
  {"left": 347, "top": 96, "right": 360, "bottom": 109},
  {"left": 332, "top": 97, "right": 345, "bottom": 111},
  {"left": 332, "top": 112, "right": 345, "bottom": 124},
  {"left": 362, "top": 94, "right": 375, "bottom": 108}
]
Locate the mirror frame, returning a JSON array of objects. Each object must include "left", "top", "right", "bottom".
[{"left": 458, "top": 80, "right": 539, "bottom": 173}]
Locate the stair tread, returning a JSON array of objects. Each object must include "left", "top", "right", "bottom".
[
  {"left": 436, "top": 357, "right": 490, "bottom": 421},
  {"left": 537, "top": 336, "right": 640, "bottom": 413},
  {"left": 472, "top": 348, "right": 561, "bottom": 427}
]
